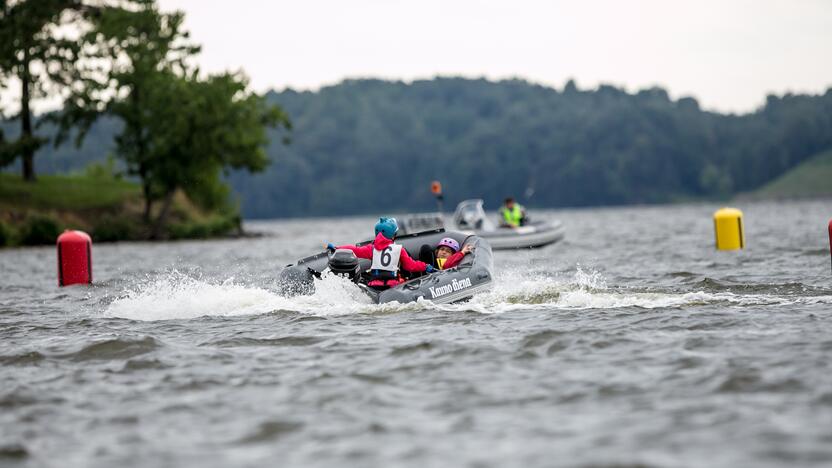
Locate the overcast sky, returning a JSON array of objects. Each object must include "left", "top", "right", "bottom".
[{"left": 4, "top": 0, "right": 832, "bottom": 114}]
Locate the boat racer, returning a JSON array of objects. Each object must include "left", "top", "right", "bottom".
[
  {"left": 433, "top": 237, "right": 474, "bottom": 270},
  {"left": 327, "top": 217, "right": 436, "bottom": 289}
]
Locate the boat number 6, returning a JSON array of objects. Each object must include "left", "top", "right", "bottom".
[{"left": 380, "top": 247, "right": 392, "bottom": 266}]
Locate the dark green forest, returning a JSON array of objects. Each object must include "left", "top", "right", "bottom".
[{"left": 6, "top": 77, "right": 832, "bottom": 218}]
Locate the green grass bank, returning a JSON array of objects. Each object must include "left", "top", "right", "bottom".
[
  {"left": 747, "top": 150, "right": 832, "bottom": 200},
  {"left": 0, "top": 173, "right": 241, "bottom": 247}
]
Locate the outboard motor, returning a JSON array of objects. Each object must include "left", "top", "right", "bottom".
[{"left": 328, "top": 249, "right": 361, "bottom": 282}]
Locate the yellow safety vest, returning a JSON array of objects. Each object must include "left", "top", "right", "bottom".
[{"left": 501, "top": 204, "right": 523, "bottom": 227}]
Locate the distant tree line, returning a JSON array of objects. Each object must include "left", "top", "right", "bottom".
[
  {"left": 3, "top": 7, "right": 830, "bottom": 219},
  {"left": 233, "top": 78, "right": 832, "bottom": 217}
]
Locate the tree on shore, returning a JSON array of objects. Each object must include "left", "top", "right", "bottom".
[
  {"left": 141, "top": 70, "right": 289, "bottom": 238},
  {"left": 0, "top": 85, "right": 19, "bottom": 166},
  {"left": 0, "top": 0, "right": 99, "bottom": 181},
  {"left": 59, "top": 1, "right": 200, "bottom": 222},
  {"left": 58, "top": 0, "right": 290, "bottom": 236}
]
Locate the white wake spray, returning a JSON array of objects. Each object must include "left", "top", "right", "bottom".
[
  {"left": 101, "top": 267, "right": 832, "bottom": 321},
  {"left": 451, "top": 266, "right": 831, "bottom": 314},
  {"left": 103, "top": 270, "right": 376, "bottom": 321}
]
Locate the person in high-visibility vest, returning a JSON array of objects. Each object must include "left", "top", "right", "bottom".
[{"left": 500, "top": 197, "right": 527, "bottom": 228}]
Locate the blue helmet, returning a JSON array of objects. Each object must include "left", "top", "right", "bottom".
[{"left": 374, "top": 217, "right": 398, "bottom": 239}]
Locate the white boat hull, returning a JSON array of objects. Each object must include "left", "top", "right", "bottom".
[{"left": 463, "top": 220, "right": 564, "bottom": 250}]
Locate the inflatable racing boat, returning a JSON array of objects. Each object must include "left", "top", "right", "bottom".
[
  {"left": 401, "top": 199, "right": 564, "bottom": 250},
  {"left": 277, "top": 229, "right": 493, "bottom": 304}
]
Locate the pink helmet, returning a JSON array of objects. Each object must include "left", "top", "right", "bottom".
[{"left": 437, "top": 237, "right": 460, "bottom": 252}]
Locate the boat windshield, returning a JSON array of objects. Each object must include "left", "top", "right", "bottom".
[
  {"left": 452, "top": 199, "right": 496, "bottom": 231},
  {"left": 400, "top": 213, "right": 445, "bottom": 235}
]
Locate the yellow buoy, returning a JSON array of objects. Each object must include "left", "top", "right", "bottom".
[{"left": 714, "top": 207, "right": 744, "bottom": 250}]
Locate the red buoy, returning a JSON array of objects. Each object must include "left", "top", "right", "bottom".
[
  {"left": 57, "top": 230, "right": 92, "bottom": 286},
  {"left": 829, "top": 219, "right": 832, "bottom": 273}
]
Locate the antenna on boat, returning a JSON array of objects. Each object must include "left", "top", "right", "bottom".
[{"left": 431, "top": 180, "right": 444, "bottom": 214}]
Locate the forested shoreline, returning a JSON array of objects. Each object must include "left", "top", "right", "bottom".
[
  {"left": 242, "top": 78, "right": 832, "bottom": 217},
  {"left": 12, "top": 77, "right": 829, "bottom": 218}
]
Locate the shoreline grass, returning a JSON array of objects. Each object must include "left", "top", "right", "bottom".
[
  {"left": 747, "top": 150, "right": 832, "bottom": 199},
  {"left": 0, "top": 173, "right": 241, "bottom": 247}
]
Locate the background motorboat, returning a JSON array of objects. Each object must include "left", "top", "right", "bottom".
[{"left": 401, "top": 199, "right": 564, "bottom": 250}]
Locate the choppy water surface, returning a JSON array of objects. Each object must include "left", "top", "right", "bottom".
[{"left": 2, "top": 200, "right": 832, "bottom": 467}]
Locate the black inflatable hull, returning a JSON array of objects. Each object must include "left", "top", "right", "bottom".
[{"left": 277, "top": 229, "right": 493, "bottom": 304}]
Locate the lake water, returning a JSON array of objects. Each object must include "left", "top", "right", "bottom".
[{"left": 2, "top": 200, "right": 832, "bottom": 467}]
